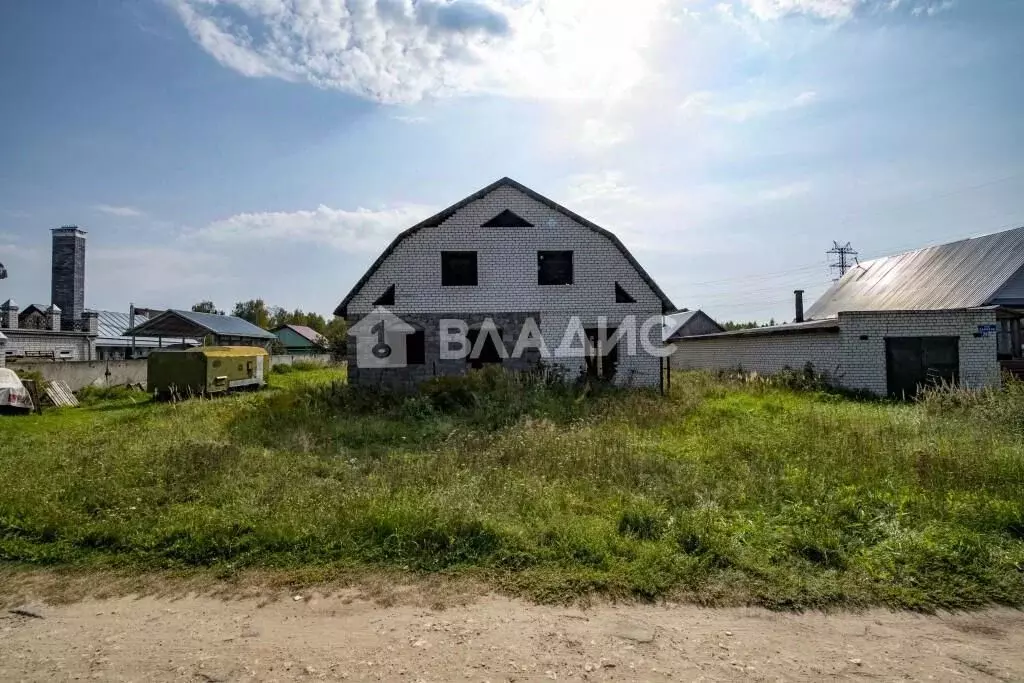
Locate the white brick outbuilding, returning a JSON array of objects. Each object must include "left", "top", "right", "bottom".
[
  {"left": 673, "top": 309, "right": 1001, "bottom": 396},
  {"left": 336, "top": 177, "right": 675, "bottom": 390},
  {"left": 673, "top": 226, "right": 1024, "bottom": 397}
]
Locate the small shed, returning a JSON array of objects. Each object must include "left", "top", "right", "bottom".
[
  {"left": 271, "top": 324, "right": 328, "bottom": 355},
  {"left": 149, "top": 346, "right": 270, "bottom": 398},
  {"left": 124, "top": 309, "right": 276, "bottom": 349}
]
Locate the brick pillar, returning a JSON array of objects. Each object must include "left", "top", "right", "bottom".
[
  {"left": 82, "top": 310, "right": 99, "bottom": 335},
  {"left": 47, "top": 304, "right": 61, "bottom": 331},
  {"left": 0, "top": 299, "right": 17, "bottom": 329}
]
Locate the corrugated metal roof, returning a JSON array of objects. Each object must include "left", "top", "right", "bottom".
[
  {"left": 806, "top": 226, "right": 1024, "bottom": 320},
  {"left": 672, "top": 318, "right": 840, "bottom": 341},
  {"left": 86, "top": 309, "right": 186, "bottom": 348},
  {"left": 93, "top": 310, "right": 147, "bottom": 339},
  {"left": 126, "top": 309, "right": 276, "bottom": 340},
  {"left": 174, "top": 310, "right": 276, "bottom": 338}
]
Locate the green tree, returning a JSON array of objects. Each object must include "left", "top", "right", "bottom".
[
  {"left": 232, "top": 299, "right": 270, "bottom": 328},
  {"left": 323, "top": 316, "right": 348, "bottom": 355},
  {"left": 191, "top": 301, "right": 223, "bottom": 315},
  {"left": 721, "top": 320, "right": 760, "bottom": 331},
  {"left": 267, "top": 307, "right": 328, "bottom": 333}
]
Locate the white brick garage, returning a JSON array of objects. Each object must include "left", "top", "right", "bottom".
[{"left": 673, "top": 308, "right": 1001, "bottom": 396}]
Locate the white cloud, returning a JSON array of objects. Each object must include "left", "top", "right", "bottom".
[
  {"left": 912, "top": 0, "right": 954, "bottom": 16},
  {"left": 193, "top": 204, "right": 435, "bottom": 251},
  {"left": 565, "top": 171, "right": 648, "bottom": 208},
  {"left": 736, "top": 0, "right": 954, "bottom": 21},
  {"left": 681, "top": 89, "right": 818, "bottom": 122},
  {"left": 171, "top": 0, "right": 671, "bottom": 104},
  {"left": 93, "top": 204, "right": 145, "bottom": 217},
  {"left": 89, "top": 246, "right": 234, "bottom": 304},
  {"left": 741, "top": 0, "right": 861, "bottom": 21},
  {"left": 578, "top": 117, "right": 634, "bottom": 151}
]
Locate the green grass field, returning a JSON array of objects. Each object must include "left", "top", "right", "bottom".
[{"left": 2, "top": 366, "right": 1023, "bottom": 610}]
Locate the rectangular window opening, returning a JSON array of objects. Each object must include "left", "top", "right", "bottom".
[
  {"left": 406, "top": 330, "right": 426, "bottom": 366},
  {"left": 441, "top": 251, "right": 478, "bottom": 286},
  {"left": 538, "top": 250, "right": 573, "bottom": 286}
]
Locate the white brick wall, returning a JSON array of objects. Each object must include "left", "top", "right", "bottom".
[
  {"left": 838, "top": 309, "right": 999, "bottom": 394},
  {"left": 673, "top": 331, "right": 841, "bottom": 376},
  {"left": 1, "top": 329, "right": 94, "bottom": 361},
  {"left": 671, "top": 308, "right": 1002, "bottom": 396},
  {"left": 347, "top": 185, "right": 666, "bottom": 387}
]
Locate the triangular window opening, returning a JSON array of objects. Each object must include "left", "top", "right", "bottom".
[
  {"left": 482, "top": 209, "right": 534, "bottom": 228},
  {"left": 374, "top": 284, "right": 396, "bottom": 306},
  {"left": 615, "top": 282, "right": 636, "bottom": 304}
]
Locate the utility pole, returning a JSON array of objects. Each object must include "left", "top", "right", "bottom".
[{"left": 827, "top": 241, "right": 858, "bottom": 280}]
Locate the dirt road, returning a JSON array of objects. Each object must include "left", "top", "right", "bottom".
[{"left": 2, "top": 588, "right": 1023, "bottom": 682}]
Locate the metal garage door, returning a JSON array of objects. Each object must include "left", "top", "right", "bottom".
[{"left": 885, "top": 336, "right": 959, "bottom": 398}]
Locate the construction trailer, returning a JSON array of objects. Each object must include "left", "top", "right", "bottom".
[{"left": 148, "top": 346, "right": 269, "bottom": 399}]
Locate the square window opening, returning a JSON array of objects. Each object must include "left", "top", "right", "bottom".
[
  {"left": 441, "top": 251, "right": 478, "bottom": 286},
  {"left": 538, "top": 250, "right": 573, "bottom": 286}
]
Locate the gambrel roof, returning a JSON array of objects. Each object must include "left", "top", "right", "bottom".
[{"left": 334, "top": 177, "right": 676, "bottom": 316}]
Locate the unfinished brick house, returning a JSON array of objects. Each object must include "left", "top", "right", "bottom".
[{"left": 336, "top": 177, "right": 676, "bottom": 390}]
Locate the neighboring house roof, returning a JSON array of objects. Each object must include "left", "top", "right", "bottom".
[
  {"left": 672, "top": 318, "right": 840, "bottom": 341},
  {"left": 20, "top": 304, "right": 49, "bottom": 316},
  {"left": 807, "top": 225, "right": 1024, "bottom": 320},
  {"left": 272, "top": 324, "right": 327, "bottom": 347},
  {"left": 124, "top": 309, "right": 276, "bottom": 340},
  {"left": 87, "top": 309, "right": 198, "bottom": 348},
  {"left": 334, "top": 177, "right": 677, "bottom": 316},
  {"left": 664, "top": 309, "right": 724, "bottom": 341}
]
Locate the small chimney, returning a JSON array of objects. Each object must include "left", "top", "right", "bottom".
[
  {"left": 794, "top": 290, "right": 805, "bottom": 323},
  {"left": 47, "top": 304, "right": 62, "bottom": 331},
  {"left": 82, "top": 310, "right": 99, "bottom": 335}
]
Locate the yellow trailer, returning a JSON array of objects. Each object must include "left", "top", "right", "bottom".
[{"left": 148, "top": 346, "right": 269, "bottom": 399}]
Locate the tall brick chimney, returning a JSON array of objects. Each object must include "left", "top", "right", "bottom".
[{"left": 51, "top": 226, "right": 86, "bottom": 331}]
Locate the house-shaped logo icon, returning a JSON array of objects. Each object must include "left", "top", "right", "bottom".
[{"left": 348, "top": 307, "right": 416, "bottom": 369}]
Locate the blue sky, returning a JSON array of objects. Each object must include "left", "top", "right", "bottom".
[{"left": 1, "top": 0, "right": 1022, "bottom": 322}]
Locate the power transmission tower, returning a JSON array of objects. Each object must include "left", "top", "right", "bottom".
[{"left": 827, "top": 241, "right": 858, "bottom": 280}]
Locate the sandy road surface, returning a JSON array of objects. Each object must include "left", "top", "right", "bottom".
[{"left": 2, "top": 589, "right": 1024, "bottom": 682}]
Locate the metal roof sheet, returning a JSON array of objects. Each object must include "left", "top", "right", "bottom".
[
  {"left": 274, "top": 324, "right": 327, "bottom": 345},
  {"left": 806, "top": 225, "right": 1024, "bottom": 320},
  {"left": 125, "top": 309, "right": 276, "bottom": 340},
  {"left": 672, "top": 318, "right": 840, "bottom": 341}
]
